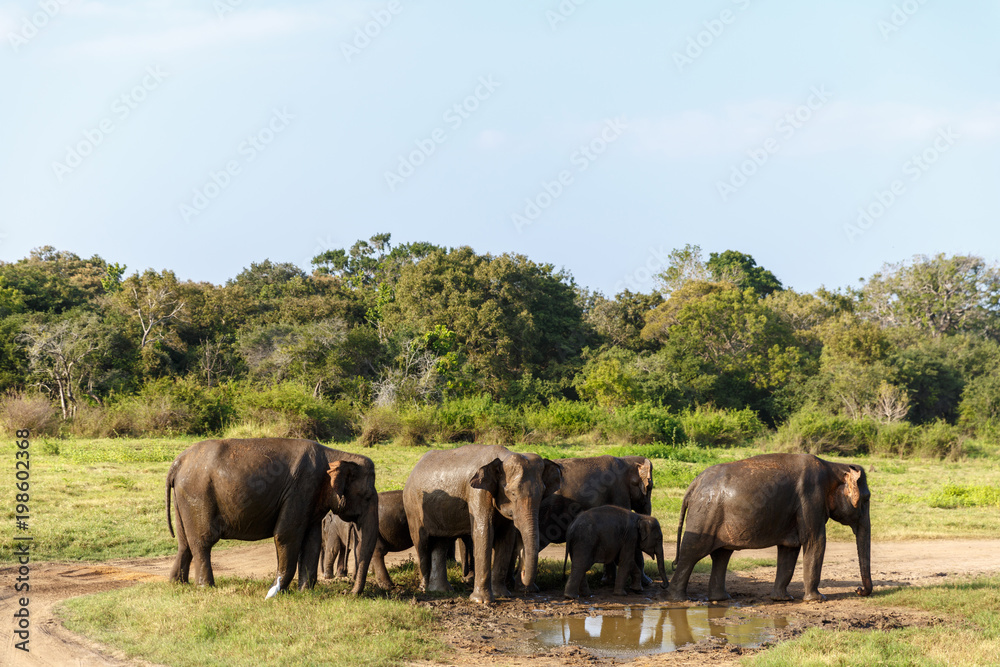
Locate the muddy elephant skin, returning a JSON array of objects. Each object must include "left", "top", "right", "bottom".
[
  {"left": 668, "top": 452, "right": 872, "bottom": 602},
  {"left": 562, "top": 505, "right": 668, "bottom": 598},
  {"left": 166, "top": 438, "right": 379, "bottom": 595},
  {"left": 403, "top": 444, "right": 562, "bottom": 604}
]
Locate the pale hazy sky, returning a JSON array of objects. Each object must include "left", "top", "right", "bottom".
[{"left": 1, "top": 1, "right": 998, "bottom": 295}]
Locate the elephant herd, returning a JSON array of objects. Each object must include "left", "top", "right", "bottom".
[{"left": 165, "top": 438, "right": 873, "bottom": 604}]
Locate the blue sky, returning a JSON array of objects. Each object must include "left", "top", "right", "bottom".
[{"left": 1, "top": 0, "right": 997, "bottom": 296}]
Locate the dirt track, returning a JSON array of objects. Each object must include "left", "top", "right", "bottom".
[{"left": 3, "top": 539, "right": 999, "bottom": 666}]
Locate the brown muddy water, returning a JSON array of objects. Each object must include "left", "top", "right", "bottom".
[{"left": 526, "top": 605, "right": 787, "bottom": 658}]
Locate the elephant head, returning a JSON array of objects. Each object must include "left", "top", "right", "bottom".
[
  {"left": 471, "top": 454, "right": 562, "bottom": 588},
  {"left": 326, "top": 459, "right": 379, "bottom": 594},
  {"left": 625, "top": 457, "right": 654, "bottom": 515},
  {"left": 638, "top": 516, "right": 669, "bottom": 588},
  {"left": 827, "top": 463, "right": 872, "bottom": 597}
]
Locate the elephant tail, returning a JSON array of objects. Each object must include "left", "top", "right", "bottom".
[
  {"left": 166, "top": 462, "right": 177, "bottom": 538},
  {"left": 673, "top": 493, "right": 689, "bottom": 569}
]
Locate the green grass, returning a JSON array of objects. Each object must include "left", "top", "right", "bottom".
[
  {"left": 746, "top": 576, "right": 1000, "bottom": 667},
  {"left": 58, "top": 577, "right": 442, "bottom": 667}
]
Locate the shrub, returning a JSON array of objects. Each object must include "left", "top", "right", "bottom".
[
  {"left": 0, "top": 391, "right": 60, "bottom": 436},
  {"left": 357, "top": 406, "right": 402, "bottom": 447},
  {"left": 870, "top": 421, "right": 918, "bottom": 457},
  {"left": 524, "top": 400, "right": 599, "bottom": 438},
  {"left": 436, "top": 396, "right": 491, "bottom": 442},
  {"left": 914, "top": 420, "right": 964, "bottom": 460},
  {"left": 597, "top": 403, "right": 686, "bottom": 445},
  {"left": 769, "top": 410, "right": 877, "bottom": 455},
  {"left": 233, "top": 382, "right": 354, "bottom": 441},
  {"left": 399, "top": 406, "right": 437, "bottom": 447},
  {"left": 680, "top": 405, "right": 765, "bottom": 447}
]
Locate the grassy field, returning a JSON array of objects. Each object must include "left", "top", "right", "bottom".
[{"left": 747, "top": 576, "right": 1000, "bottom": 666}]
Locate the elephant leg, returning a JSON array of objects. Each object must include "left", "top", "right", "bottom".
[
  {"left": 668, "top": 533, "right": 713, "bottom": 602},
  {"left": 564, "top": 554, "right": 592, "bottom": 599},
  {"left": 492, "top": 522, "right": 516, "bottom": 598},
  {"left": 802, "top": 537, "right": 827, "bottom": 602},
  {"left": 429, "top": 539, "right": 453, "bottom": 592},
  {"left": 470, "top": 515, "right": 495, "bottom": 605},
  {"left": 411, "top": 526, "right": 434, "bottom": 592},
  {"left": 601, "top": 561, "right": 617, "bottom": 587},
  {"left": 372, "top": 546, "right": 394, "bottom": 589},
  {"left": 273, "top": 534, "right": 301, "bottom": 592},
  {"left": 458, "top": 536, "right": 474, "bottom": 584},
  {"left": 335, "top": 538, "right": 349, "bottom": 578},
  {"left": 708, "top": 548, "right": 733, "bottom": 601},
  {"left": 297, "top": 524, "right": 322, "bottom": 591},
  {"left": 771, "top": 545, "right": 800, "bottom": 601},
  {"left": 169, "top": 520, "right": 193, "bottom": 584},
  {"left": 614, "top": 532, "right": 639, "bottom": 595},
  {"left": 192, "top": 542, "right": 216, "bottom": 587}
]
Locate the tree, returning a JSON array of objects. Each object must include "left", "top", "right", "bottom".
[
  {"left": 115, "top": 270, "right": 186, "bottom": 349},
  {"left": 19, "top": 313, "right": 102, "bottom": 418},
  {"left": 860, "top": 254, "right": 1000, "bottom": 337},
  {"left": 0, "top": 246, "right": 107, "bottom": 313},
  {"left": 654, "top": 244, "right": 709, "bottom": 297},
  {"left": 584, "top": 290, "right": 663, "bottom": 352},
  {"left": 706, "top": 250, "right": 783, "bottom": 298}
]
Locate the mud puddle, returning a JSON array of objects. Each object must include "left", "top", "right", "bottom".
[{"left": 526, "top": 605, "right": 787, "bottom": 658}]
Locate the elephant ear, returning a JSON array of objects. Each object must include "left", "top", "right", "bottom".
[
  {"left": 328, "top": 461, "right": 355, "bottom": 512},
  {"left": 636, "top": 458, "right": 653, "bottom": 495},
  {"left": 542, "top": 460, "right": 563, "bottom": 496},
  {"left": 638, "top": 517, "right": 652, "bottom": 546},
  {"left": 470, "top": 458, "right": 504, "bottom": 497},
  {"left": 830, "top": 465, "right": 864, "bottom": 513}
]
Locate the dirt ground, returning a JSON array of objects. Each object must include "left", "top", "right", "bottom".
[{"left": 3, "top": 539, "right": 999, "bottom": 666}]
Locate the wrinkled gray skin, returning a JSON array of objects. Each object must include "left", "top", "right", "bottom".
[
  {"left": 166, "top": 438, "right": 378, "bottom": 595},
  {"left": 668, "top": 453, "right": 873, "bottom": 603},
  {"left": 562, "top": 506, "right": 668, "bottom": 598},
  {"left": 320, "top": 512, "right": 355, "bottom": 579},
  {"left": 403, "top": 444, "right": 562, "bottom": 604}
]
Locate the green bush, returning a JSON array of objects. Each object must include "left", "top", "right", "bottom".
[
  {"left": 357, "top": 406, "right": 402, "bottom": 447},
  {"left": 597, "top": 403, "right": 686, "bottom": 444},
  {"left": 959, "top": 372, "right": 1000, "bottom": 442},
  {"left": 399, "top": 406, "right": 437, "bottom": 446},
  {"left": 524, "top": 400, "right": 599, "bottom": 438},
  {"left": 233, "top": 382, "right": 355, "bottom": 441},
  {"left": 913, "top": 419, "right": 964, "bottom": 459},
  {"left": 770, "top": 410, "right": 877, "bottom": 455},
  {"left": 870, "top": 421, "right": 918, "bottom": 457},
  {"left": 679, "top": 405, "right": 765, "bottom": 447},
  {"left": 435, "top": 396, "right": 491, "bottom": 441}
]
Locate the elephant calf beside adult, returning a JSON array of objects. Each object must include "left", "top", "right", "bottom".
[
  {"left": 668, "top": 453, "right": 872, "bottom": 602},
  {"left": 403, "top": 444, "right": 562, "bottom": 604},
  {"left": 166, "top": 438, "right": 379, "bottom": 595}
]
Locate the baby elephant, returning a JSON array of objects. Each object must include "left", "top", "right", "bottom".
[
  {"left": 320, "top": 512, "right": 356, "bottom": 579},
  {"left": 563, "top": 506, "right": 668, "bottom": 598}
]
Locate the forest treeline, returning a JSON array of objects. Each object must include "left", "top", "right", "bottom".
[{"left": 1, "top": 237, "right": 999, "bottom": 456}]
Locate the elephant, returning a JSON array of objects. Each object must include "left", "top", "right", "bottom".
[
  {"left": 562, "top": 506, "right": 668, "bottom": 598},
  {"left": 166, "top": 438, "right": 379, "bottom": 595},
  {"left": 668, "top": 452, "right": 872, "bottom": 602},
  {"left": 402, "top": 444, "right": 562, "bottom": 604},
  {"left": 320, "top": 512, "right": 356, "bottom": 579},
  {"left": 540, "top": 455, "right": 654, "bottom": 548}
]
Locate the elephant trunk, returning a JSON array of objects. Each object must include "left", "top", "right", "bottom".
[
  {"left": 350, "top": 497, "right": 379, "bottom": 595},
  {"left": 854, "top": 506, "right": 873, "bottom": 597},
  {"left": 655, "top": 543, "right": 668, "bottom": 588},
  {"left": 515, "top": 501, "right": 540, "bottom": 588}
]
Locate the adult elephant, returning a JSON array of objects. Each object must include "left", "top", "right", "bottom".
[
  {"left": 540, "top": 455, "right": 653, "bottom": 547},
  {"left": 403, "top": 444, "right": 562, "bottom": 604},
  {"left": 166, "top": 438, "right": 378, "bottom": 595},
  {"left": 668, "top": 453, "right": 872, "bottom": 602}
]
